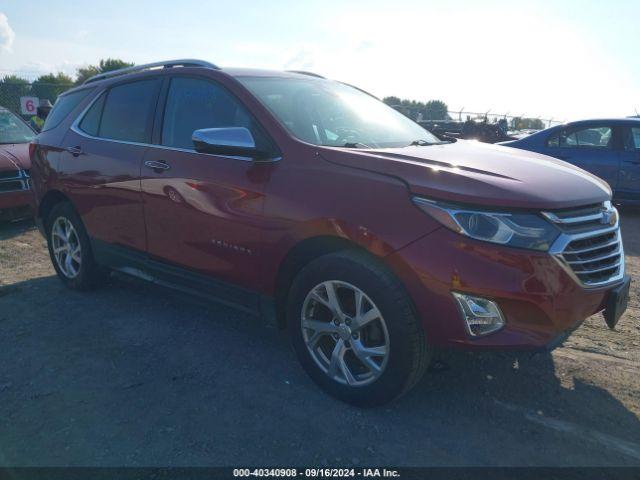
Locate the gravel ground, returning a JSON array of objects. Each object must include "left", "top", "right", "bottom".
[{"left": 0, "top": 211, "right": 638, "bottom": 467}]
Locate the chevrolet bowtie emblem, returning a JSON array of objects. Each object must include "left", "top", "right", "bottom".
[{"left": 601, "top": 209, "right": 617, "bottom": 226}]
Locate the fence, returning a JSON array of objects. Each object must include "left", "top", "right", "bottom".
[
  {"left": 0, "top": 80, "right": 74, "bottom": 119},
  {"left": 391, "top": 105, "right": 565, "bottom": 130}
]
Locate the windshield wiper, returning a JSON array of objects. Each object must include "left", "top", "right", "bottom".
[
  {"left": 342, "top": 141, "right": 372, "bottom": 149},
  {"left": 408, "top": 139, "right": 442, "bottom": 146}
]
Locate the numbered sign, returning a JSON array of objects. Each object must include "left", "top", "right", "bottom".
[{"left": 20, "top": 96, "right": 39, "bottom": 116}]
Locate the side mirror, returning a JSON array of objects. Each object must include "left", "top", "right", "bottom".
[{"left": 192, "top": 127, "right": 267, "bottom": 159}]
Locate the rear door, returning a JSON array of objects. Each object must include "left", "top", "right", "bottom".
[
  {"left": 618, "top": 125, "right": 640, "bottom": 202},
  {"left": 63, "top": 78, "right": 162, "bottom": 252},
  {"left": 544, "top": 123, "right": 620, "bottom": 191}
]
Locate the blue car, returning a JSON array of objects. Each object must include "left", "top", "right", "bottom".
[{"left": 501, "top": 118, "right": 640, "bottom": 205}]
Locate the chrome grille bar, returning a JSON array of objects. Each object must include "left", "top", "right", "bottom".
[
  {"left": 0, "top": 169, "right": 30, "bottom": 193},
  {"left": 545, "top": 201, "right": 624, "bottom": 288}
]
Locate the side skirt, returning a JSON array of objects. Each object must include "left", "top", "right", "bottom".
[{"left": 91, "top": 239, "right": 277, "bottom": 325}]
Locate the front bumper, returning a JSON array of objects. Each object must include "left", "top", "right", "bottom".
[
  {"left": 0, "top": 190, "right": 35, "bottom": 221},
  {"left": 386, "top": 227, "right": 620, "bottom": 350}
]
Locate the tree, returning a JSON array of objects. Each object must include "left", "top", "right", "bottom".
[
  {"left": 99, "top": 58, "right": 134, "bottom": 72},
  {"left": 32, "top": 72, "right": 74, "bottom": 105},
  {"left": 0, "top": 75, "right": 31, "bottom": 114},
  {"left": 383, "top": 96, "right": 402, "bottom": 107},
  {"left": 74, "top": 58, "right": 134, "bottom": 85},
  {"left": 511, "top": 117, "right": 545, "bottom": 130},
  {"left": 423, "top": 100, "right": 449, "bottom": 121},
  {"left": 74, "top": 65, "right": 100, "bottom": 85}
]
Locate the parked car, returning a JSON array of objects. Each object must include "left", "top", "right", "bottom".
[
  {"left": 501, "top": 119, "right": 640, "bottom": 205},
  {"left": 30, "top": 60, "right": 630, "bottom": 406},
  {"left": 0, "top": 107, "right": 35, "bottom": 222}
]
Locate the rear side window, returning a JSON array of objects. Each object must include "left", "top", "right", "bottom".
[
  {"left": 78, "top": 93, "right": 106, "bottom": 136},
  {"left": 42, "top": 88, "right": 93, "bottom": 132},
  {"left": 98, "top": 79, "right": 160, "bottom": 143},
  {"left": 161, "top": 76, "right": 273, "bottom": 152}
]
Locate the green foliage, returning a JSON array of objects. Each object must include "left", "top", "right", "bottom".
[
  {"left": 0, "top": 75, "right": 31, "bottom": 113},
  {"left": 383, "top": 96, "right": 401, "bottom": 106},
  {"left": 383, "top": 96, "right": 450, "bottom": 121},
  {"left": 74, "top": 58, "right": 134, "bottom": 85},
  {"left": 0, "top": 59, "right": 134, "bottom": 115},
  {"left": 99, "top": 58, "right": 134, "bottom": 72},
  {"left": 510, "top": 117, "right": 546, "bottom": 130},
  {"left": 423, "top": 100, "right": 449, "bottom": 121},
  {"left": 74, "top": 65, "right": 101, "bottom": 85},
  {"left": 32, "top": 72, "right": 74, "bottom": 105}
]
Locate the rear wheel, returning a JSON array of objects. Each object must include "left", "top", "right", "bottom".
[
  {"left": 46, "top": 202, "right": 106, "bottom": 290},
  {"left": 287, "top": 250, "right": 430, "bottom": 407}
]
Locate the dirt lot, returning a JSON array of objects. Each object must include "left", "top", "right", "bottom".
[{"left": 0, "top": 211, "right": 639, "bottom": 466}]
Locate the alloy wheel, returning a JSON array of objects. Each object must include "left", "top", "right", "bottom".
[
  {"left": 51, "top": 216, "right": 82, "bottom": 279},
  {"left": 301, "top": 280, "right": 390, "bottom": 387}
]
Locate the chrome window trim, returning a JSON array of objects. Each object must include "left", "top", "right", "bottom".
[{"left": 70, "top": 90, "right": 281, "bottom": 163}]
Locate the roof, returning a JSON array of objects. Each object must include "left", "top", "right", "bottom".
[{"left": 562, "top": 118, "right": 640, "bottom": 126}]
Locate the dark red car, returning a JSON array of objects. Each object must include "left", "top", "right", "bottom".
[
  {"left": 0, "top": 107, "right": 35, "bottom": 221},
  {"left": 30, "top": 60, "right": 630, "bottom": 406}
]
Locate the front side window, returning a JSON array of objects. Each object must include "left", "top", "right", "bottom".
[
  {"left": 42, "top": 88, "right": 93, "bottom": 132},
  {"left": 161, "top": 76, "right": 271, "bottom": 152},
  {"left": 98, "top": 79, "right": 160, "bottom": 143},
  {"left": 238, "top": 77, "right": 440, "bottom": 148},
  {"left": 548, "top": 126, "right": 612, "bottom": 149},
  {"left": 0, "top": 109, "right": 34, "bottom": 144}
]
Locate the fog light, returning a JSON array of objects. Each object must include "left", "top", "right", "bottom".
[{"left": 451, "top": 292, "right": 505, "bottom": 337}]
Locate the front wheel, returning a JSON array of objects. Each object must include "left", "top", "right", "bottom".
[{"left": 287, "top": 250, "right": 431, "bottom": 407}]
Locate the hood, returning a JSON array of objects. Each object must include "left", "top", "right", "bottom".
[
  {"left": 319, "top": 140, "right": 610, "bottom": 210},
  {"left": 0, "top": 143, "right": 31, "bottom": 172}
]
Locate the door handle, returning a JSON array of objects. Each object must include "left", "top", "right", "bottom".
[
  {"left": 66, "top": 146, "right": 83, "bottom": 157},
  {"left": 144, "top": 160, "right": 171, "bottom": 172}
]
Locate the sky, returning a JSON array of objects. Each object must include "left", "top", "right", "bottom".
[{"left": 0, "top": 0, "right": 638, "bottom": 121}]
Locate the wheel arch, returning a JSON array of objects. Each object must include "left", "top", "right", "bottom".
[
  {"left": 38, "top": 189, "right": 72, "bottom": 225},
  {"left": 274, "top": 235, "right": 385, "bottom": 329}
]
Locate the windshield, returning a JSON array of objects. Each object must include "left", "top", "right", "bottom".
[
  {"left": 239, "top": 77, "right": 440, "bottom": 149},
  {"left": 0, "top": 110, "right": 35, "bottom": 144}
]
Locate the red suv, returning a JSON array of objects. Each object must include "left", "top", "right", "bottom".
[{"left": 30, "top": 60, "right": 630, "bottom": 406}]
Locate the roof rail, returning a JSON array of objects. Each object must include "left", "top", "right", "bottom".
[
  {"left": 84, "top": 59, "right": 220, "bottom": 85},
  {"left": 287, "top": 70, "right": 325, "bottom": 79}
]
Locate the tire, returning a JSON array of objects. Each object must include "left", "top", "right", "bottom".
[
  {"left": 287, "top": 250, "right": 431, "bottom": 407},
  {"left": 46, "top": 201, "right": 106, "bottom": 290}
]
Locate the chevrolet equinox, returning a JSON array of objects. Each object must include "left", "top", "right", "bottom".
[{"left": 30, "top": 59, "right": 631, "bottom": 406}]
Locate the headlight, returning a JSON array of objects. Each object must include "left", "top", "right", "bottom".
[{"left": 413, "top": 197, "right": 559, "bottom": 251}]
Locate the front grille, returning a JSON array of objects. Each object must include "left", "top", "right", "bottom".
[
  {"left": 544, "top": 201, "right": 624, "bottom": 287},
  {"left": 0, "top": 169, "right": 30, "bottom": 193}
]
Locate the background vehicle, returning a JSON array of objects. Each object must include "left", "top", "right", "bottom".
[
  {"left": 419, "top": 118, "right": 516, "bottom": 143},
  {"left": 30, "top": 60, "right": 629, "bottom": 406},
  {"left": 501, "top": 118, "right": 640, "bottom": 205},
  {"left": 0, "top": 107, "right": 35, "bottom": 222}
]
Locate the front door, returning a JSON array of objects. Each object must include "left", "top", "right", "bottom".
[{"left": 140, "top": 75, "right": 277, "bottom": 294}]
